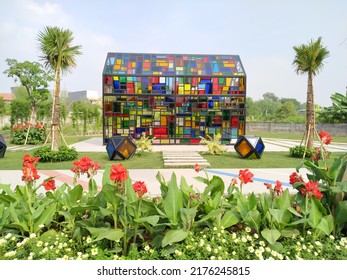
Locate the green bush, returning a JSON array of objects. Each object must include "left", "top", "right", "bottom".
[
  {"left": 11, "top": 122, "right": 46, "bottom": 145},
  {"left": 33, "top": 145, "right": 78, "bottom": 162},
  {"left": 289, "top": 145, "right": 314, "bottom": 158}
]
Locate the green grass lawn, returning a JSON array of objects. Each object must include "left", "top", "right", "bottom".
[{"left": 1, "top": 149, "right": 345, "bottom": 170}]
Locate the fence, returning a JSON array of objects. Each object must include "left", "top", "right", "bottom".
[{"left": 246, "top": 122, "right": 347, "bottom": 137}]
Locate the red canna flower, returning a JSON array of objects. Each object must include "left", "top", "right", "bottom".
[
  {"left": 21, "top": 162, "right": 40, "bottom": 182},
  {"left": 318, "top": 131, "right": 332, "bottom": 145},
  {"left": 299, "top": 180, "right": 323, "bottom": 200},
  {"left": 238, "top": 169, "right": 254, "bottom": 184},
  {"left": 264, "top": 182, "right": 272, "bottom": 190},
  {"left": 22, "top": 154, "right": 40, "bottom": 166},
  {"left": 110, "top": 163, "right": 128, "bottom": 183},
  {"left": 274, "top": 180, "right": 283, "bottom": 195},
  {"left": 132, "top": 181, "right": 148, "bottom": 198},
  {"left": 289, "top": 172, "right": 304, "bottom": 185},
  {"left": 231, "top": 177, "right": 238, "bottom": 186},
  {"left": 194, "top": 164, "right": 201, "bottom": 173},
  {"left": 42, "top": 179, "right": 56, "bottom": 191},
  {"left": 71, "top": 156, "right": 100, "bottom": 178}
]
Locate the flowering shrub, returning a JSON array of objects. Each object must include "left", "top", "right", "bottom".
[
  {"left": 0, "top": 149, "right": 346, "bottom": 260},
  {"left": 11, "top": 122, "right": 46, "bottom": 145}
]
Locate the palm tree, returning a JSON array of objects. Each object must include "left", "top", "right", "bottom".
[
  {"left": 37, "top": 26, "right": 82, "bottom": 151},
  {"left": 293, "top": 37, "right": 329, "bottom": 149}
]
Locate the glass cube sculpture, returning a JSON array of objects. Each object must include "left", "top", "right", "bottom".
[
  {"left": 106, "top": 136, "right": 137, "bottom": 160},
  {"left": 234, "top": 135, "right": 265, "bottom": 159}
]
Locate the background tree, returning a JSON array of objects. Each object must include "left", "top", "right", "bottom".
[
  {"left": 317, "top": 92, "right": 347, "bottom": 123},
  {"left": 3, "top": 59, "right": 54, "bottom": 124},
  {"left": 293, "top": 37, "right": 329, "bottom": 149},
  {"left": 37, "top": 26, "right": 82, "bottom": 151}
]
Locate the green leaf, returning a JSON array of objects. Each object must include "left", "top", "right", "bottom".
[
  {"left": 316, "top": 215, "right": 334, "bottom": 236},
  {"left": 269, "top": 209, "right": 291, "bottom": 226},
  {"left": 308, "top": 198, "right": 323, "bottom": 229},
  {"left": 101, "top": 183, "right": 121, "bottom": 208},
  {"left": 335, "top": 201, "right": 347, "bottom": 225},
  {"left": 102, "top": 166, "right": 112, "bottom": 186},
  {"left": 195, "top": 209, "right": 221, "bottom": 225},
  {"left": 220, "top": 210, "right": 240, "bottom": 229},
  {"left": 244, "top": 209, "right": 261, "bottom": 232},
  {"left": 33, "top": 203, "right": 56, "bottom": 232},
  {"left": 274, "top": 189, "right": 291, "bottom": 210},
  {"left": 84, "top": 226, "right": 123, "bottom": 242},
  {"left": 287, "top": 206, "right": 303, "bottom": 218},
  {"left": 70, "top": 205, "right": 99, "bottom": 215},
  {"left": 248, "top": 193, "right": 258, "bottom": 210},
  {"left": 180, "top": 207, "right": 197, "bottom": 229},
  {"left": 68, "top": 184, "right": 83, "bottom": 205},
  {"left": 261, "top": 229, "right": 281, "bottom": 245},
  {"left": 135, "top": 215, "right": 160, "bottom": 226},
  {"left": 125, "top": 178, "right": 138, "bottom": 203},
  {"left": 0, "top": 193, "right": 16, "bottom": 205},
  {"left": 0, "top": 184, "right": 15, "bottom": 197},
  {"left": 162, "top": 229, "right": 188, "bottom": 247},
  {"left": 32, "top": 200, "right": 51, "bottom": 220},
  {"left": 163, "top": 173, "right": 183, "bottom": 224},
  {"left": 281, "top": 228, "right": 300, "bottom": 238},
  {"left": 88, "top": 178, "right": 98, "bottom": 196}
]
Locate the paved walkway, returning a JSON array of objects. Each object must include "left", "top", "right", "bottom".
[{"left": 1, "top": 137, "right": 346, "bottom": 195}]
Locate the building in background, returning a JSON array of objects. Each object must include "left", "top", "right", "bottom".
[
  {"left": 102, "top": 53, "right": 246, "bottom": 144},
  {"left": 67, "top": 90, "right": 100, "bottom": 104}
]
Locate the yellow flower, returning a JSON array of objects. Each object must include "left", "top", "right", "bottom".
[{"left": 91, "top": 247, "right": 98, "bottom": 256}]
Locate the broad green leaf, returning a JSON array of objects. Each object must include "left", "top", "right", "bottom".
[
  {"left": 70, "top": 205, "right": 99, "bottom": 215},
  {"left": 101, "top": 183, "right": 121, "bottom": 207},
  {"left": 269, "top": 208, "right": 291, "bottom": 226},
  {"left": 68, "top": 184, "right": 83, "bottom": 205},
  {"left": 261, "top": 229, "right": 281, "bottom": 245},
  {"left": 11, "top": 222, "right": 29, "bottom": 232},
  {"left": 88, "top": 178, "right": 98, "bottom": 196},
  {"left": 316, "top": 215, "right": 334, "bottom": 236},
  {"left": 308, "top": 198, "right": 322, "bottom": 229},
  {"left": 85, "top": 226, "right": 123, "bottom": 242},
  {"left": 0, "top": 184, "right": 15, "bottom": 197},
  {"left": 244, "top": 209, "right": 261, "bottom": 232},
  {"left": 180, "top": 207, "right": 197, "bottom": 229},
  {"left": 125, "top": 178, "right": 138, "bottom": 203},
  {"left": 135, "top": 215, "right": 160, "bottom": 226},
  {"left": 32, "top": 200, "right": 51, "bottom": 220},
  {"left": 220, "top": 210, "right": 240, "bottom": 229},
  {"left": 102, "top": 166, "right": 111, "bottom": 186},
  {"left": 330, "top": 182, "right": 347, "bottom": 193},
  {"left": 335, "top": 201, "right": 347, "bottom": 225},
  {"left": 248, "top": 193, "right": 257, "bottom": 210},
  {"left": 163, "top": 173, "right": 183, "bottom": 224},
  {"left": 195, "top": 209, "right": 221, "bottom": 225},
  {"left": 162, "top": 229, "right": 188, "bottom": 247},
  {"left": 33, "top": 203, "right": 56, "bottom": 232},
  {"left": 274, "top": 189, "right": 291, "bottom": 210},
  {"left": 281, "top": 228, "right": 300, "bottom": 238},
  {"left": 0, "top": 193, "right": 16, "bottom": 205},
  {"left": 287, "top": 206, "right": 303, "bottom": 218}
]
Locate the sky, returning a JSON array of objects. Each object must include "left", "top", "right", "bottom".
[{"left": 1, "top": 0, "right": 346, "bottom": 107}]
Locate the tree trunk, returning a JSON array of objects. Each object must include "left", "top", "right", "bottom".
[
  {"left": 51, "top": 65, "right": 61, "bottom": 151},
  {"left": 305, "top": 72, "right": 315, "bottom": 149}
]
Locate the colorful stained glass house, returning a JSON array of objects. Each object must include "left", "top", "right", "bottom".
[{"left": 102, "top": 53, "right": 246, "bottom": 144}]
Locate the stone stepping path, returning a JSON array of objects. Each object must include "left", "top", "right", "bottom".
[{"left": 162, "top": 150, "right": 210, "bottom": 168}]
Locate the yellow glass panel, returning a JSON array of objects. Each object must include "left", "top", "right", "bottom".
[
  {"left": 113, "top": 76, "right": 119, "bottom": 80},
  {"left": 236, "top": 140, "right": 251, "bottom": 157},
  {"left": 184, "top": 84, "right": 191, "bottom": 90}
]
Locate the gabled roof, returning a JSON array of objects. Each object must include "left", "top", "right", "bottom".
[
  {"left": 103, "top": 53, "right": 246, "bottom": 77},
  {"left": 0, "top": 93, "right": 15, "bottom": 101}
]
